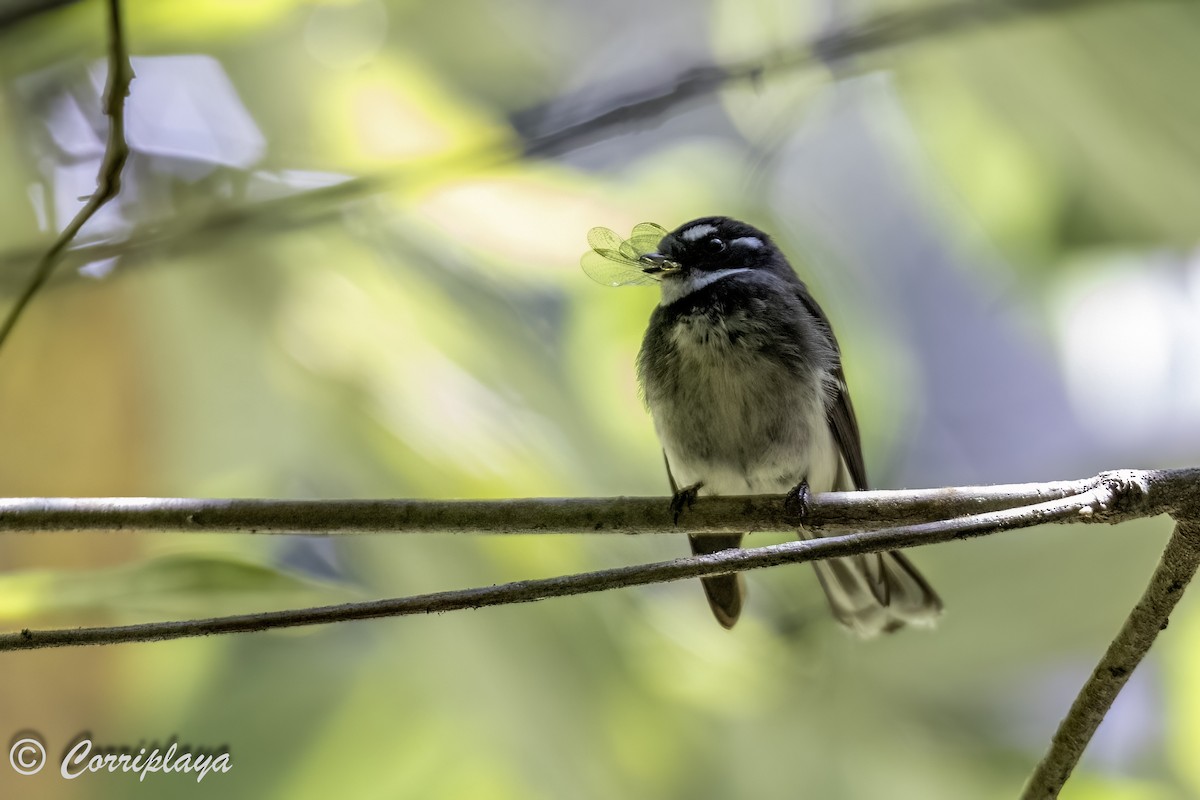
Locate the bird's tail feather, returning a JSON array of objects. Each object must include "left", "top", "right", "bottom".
[
  {"left": 688, "top": 533, "right": 745, "bottom": 629},
  {"left": 805, "top": 534, "right": 942, "bottom": 637}
]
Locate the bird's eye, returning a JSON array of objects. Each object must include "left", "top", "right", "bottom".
[{"left": 707, "top": 238, "right": 726, "bottom": 253}]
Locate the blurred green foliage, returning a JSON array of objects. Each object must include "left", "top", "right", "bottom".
[{"left": 1, "top": 0, "right": 1199, "bottom": 799}]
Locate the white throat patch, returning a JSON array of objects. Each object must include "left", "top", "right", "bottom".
[{"left": 660, "top": 268, "right": 752, "bottom": 306}]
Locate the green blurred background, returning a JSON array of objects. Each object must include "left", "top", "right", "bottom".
[{"left": 1, "top": 0, "right": 1199, "bottom": 797}]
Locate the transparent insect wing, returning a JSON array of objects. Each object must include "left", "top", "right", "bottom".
[
  {"left": 617, "top": 237, "right": 641, "bottom": 262},
  {"left": 581, "top": 225, "right": 659, "bottom": 287},
  {"left": 580, "top": 250, "right": 657, "bottom": 287},
  {"left": 586, "top": 227, "right": 628, "bottom": 261},
  {"left": 626, "top": 223, "right": 669, "bottom": 258}
]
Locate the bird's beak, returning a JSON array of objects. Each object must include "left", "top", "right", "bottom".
[{"left": 639, "top": 252, "right": 682, "bottom": 276}]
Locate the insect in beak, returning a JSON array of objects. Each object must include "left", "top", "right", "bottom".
[{"left": 639, "top": 252, "right": 682, "bottom": 276}]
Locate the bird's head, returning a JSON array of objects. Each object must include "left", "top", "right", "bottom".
[{"left": 639, "top": 217, "right": 790, "bottom": 301}]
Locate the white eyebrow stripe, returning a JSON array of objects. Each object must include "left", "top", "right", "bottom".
[
  {"left": 680, "top": 224, "right": 717, "bottom": 242},
  {"left": 730, "top": 236, "right": 762, "bottom": 249},
  {"left": 659, "top": 268, "right": 752, "bottom": 306}
]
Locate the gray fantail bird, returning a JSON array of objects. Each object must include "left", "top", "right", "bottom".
[{"left": 582, "top": 216, "right": 942, "bottom": 635}]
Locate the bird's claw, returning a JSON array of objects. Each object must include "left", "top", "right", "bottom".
[
  {"left": 671, "top": 481, "right": 704, "bottom": 525},
  {"left": 785, "top": 478, "right": 811, "bottom": 524}
]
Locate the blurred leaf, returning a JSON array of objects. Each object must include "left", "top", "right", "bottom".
[
  {"left": 902, "top": 3, "right": 1200, "bottom": 253},
  {"left": 415, "top": 165, "right": 618, "bottom": 284},
  {"left": 1166, "top": 603, "right": 1200, "bottom": 796},
  {"left": 0, "top": 552, "right": 352, "bottom": 623},
  {"left": 132, "top": 0, "right": 307, "bottom": 41},
  {"left": 313, "top": 54, "right": 511, "bottom": 171},
  {"left": 1057, "top": 775, "right": 1177, "bottom": 800},
  {"left": 899, "top": 64, "right": 1062, "bottom": 269}
]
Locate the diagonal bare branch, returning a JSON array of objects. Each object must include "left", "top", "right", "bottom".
[{"left": 1021, "top": 516, "right": 1200, "bottom": 799}]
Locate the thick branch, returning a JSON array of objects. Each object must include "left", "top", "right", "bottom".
[
  {"left": 0, "top": 468, "right": 1194, "bottom": 535},
  {"left": 0, "top": 484, "right": 1113, "bottom": 651},
  {"left": 0, "top": 0, "right": 133, "bottom": 352},
  {"left": 1021, "top": 516, "right": 1200, "bottom": 799}
]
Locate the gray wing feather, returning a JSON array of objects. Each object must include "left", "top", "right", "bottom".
[
  {"left": 792, "top": 284, "right": 868, "bottom": 490},
  {"left": 792, "top": 284, "right": 942, "bottom": 635}
]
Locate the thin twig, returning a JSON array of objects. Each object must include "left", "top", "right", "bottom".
[
  {"left": 0, "top": 468, "right": 1193, "bottom": 535},
  {"left": 0, "top": 484, "right": 1116, "bottom": 651},
  {"left": 1021, "top": 516, "right": 1200, "bottom": 799},
  {"left": 0, "top": 0, "right": 133, "bottom": 352}
]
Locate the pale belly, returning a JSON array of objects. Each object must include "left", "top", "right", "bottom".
[
  {"left": 660, "top": 413, "right": 843, "bottom": 496},
  {"left": 646, "top": 318, "right": 845, "bottom": 496}
]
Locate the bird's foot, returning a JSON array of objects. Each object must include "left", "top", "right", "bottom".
[
  {"left": 785, "top": 478, "right": 811, "bottom": 524},
  {"left": 670, "top": 481, "right": 704, "bottom": 525}
]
